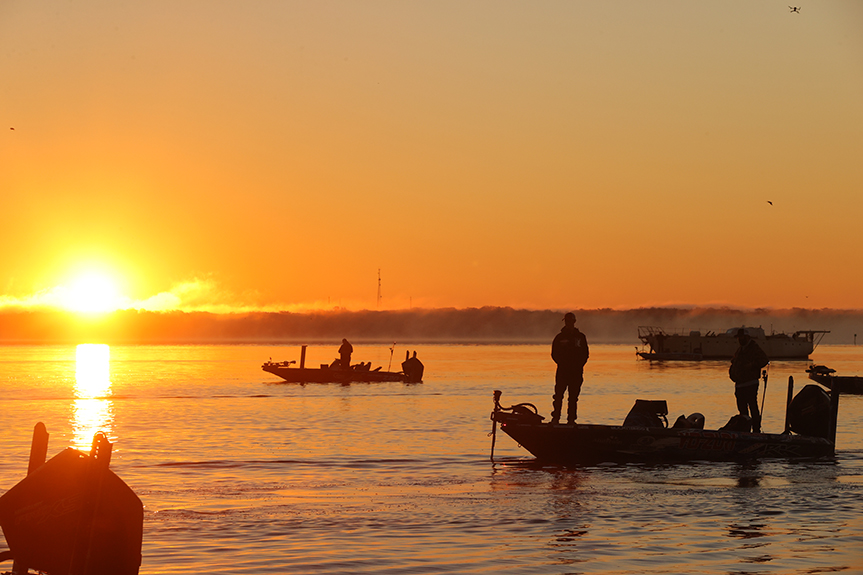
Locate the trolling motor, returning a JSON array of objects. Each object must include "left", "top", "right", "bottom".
[
  {"left": 491, "top": 391, "right": 545, "bottom": 424},
  {"left": 489, "top": 390, "right": 545, "bottom": 461}
]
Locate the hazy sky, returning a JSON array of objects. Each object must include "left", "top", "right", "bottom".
[{"left": 2, "top": 1, "right": 862, "bottom": 313}]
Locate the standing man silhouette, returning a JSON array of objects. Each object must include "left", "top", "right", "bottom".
[
  {"left": 728, "top": 328, "right": 768, "bottom": 432},
  {"left": 551, "top": 312, "right": 589, "bottom": 424},
  {"left": 339, "top": 338, "right": 353, "bottom": 370}
]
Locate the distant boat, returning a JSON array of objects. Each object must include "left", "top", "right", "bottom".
[
  {"left": 489, "top": 377, "right": 841, "bottom": 464},
  {"left": 263, "top": 345, "right": 424, "bottom": 384},
  {"left": 637, "top": 326, "right": 829, "bottom": 361},
  {"left": 807, "top": 365, "right": 863, "bottom": 395}
]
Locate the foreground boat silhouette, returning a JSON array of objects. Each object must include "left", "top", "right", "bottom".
[
  {"left": 263, "top": 345, "right": 424, "bottom": 383},
  {"left": 490, "top": 375, "right": 841, "bottom": 465},
  {"left": 0, "top": 423, "right": 143, "bottom": 575}
]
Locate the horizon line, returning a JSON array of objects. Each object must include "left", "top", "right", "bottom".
[{"left": 1, "top": 304, "right": 863, "bottom": 316}]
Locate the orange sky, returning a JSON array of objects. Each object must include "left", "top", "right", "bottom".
[{"left": 2, "top": 1, "right": 862, "bottom": 313}]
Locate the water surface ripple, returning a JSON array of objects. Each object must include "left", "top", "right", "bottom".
[{"left": 0, "top": 343, "right": 861, "bottom": 574}]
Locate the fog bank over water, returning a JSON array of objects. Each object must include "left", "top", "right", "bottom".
[{"left": 1, "top": 307, "right": 861, "bottom": 345}]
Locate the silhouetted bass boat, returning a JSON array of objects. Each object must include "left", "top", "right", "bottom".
[
  {"left": 489, "top": 376, "right": 841, "bottom": 465},
  {"left": 263, "top": 345, "right": 424, "bottom": 383},
  {"left": 807, "top": 365, "right": 863, "bottom": 394},
  {"left": 0, "top": 423, "right": 143, "bottom": 575},
  {"left": 637, "top": 325, "right": 829, "bottom": 360}
]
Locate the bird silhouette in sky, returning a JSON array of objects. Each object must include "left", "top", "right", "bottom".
[
  {"left": 789, "top": 6, "right": 800, "bottom": 13},
  {"left": 767, "top": 201, "right": 773, "bottom": 205}
]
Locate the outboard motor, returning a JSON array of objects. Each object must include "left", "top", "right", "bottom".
[
  {"left": 0, "top": 424, "right": 143, "bottom": 575},
  {"left": 623, "top": 400, "right": 668, "bottom": 428},
  {"left": 401, "top": 351, "right": 424, "bottom": 383},
  {"left": 787, "top": 384, "right": 832, "bottom": 439}
]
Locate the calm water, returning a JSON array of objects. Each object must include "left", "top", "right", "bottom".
[{"left": 0, "top": 343, "right": 861, "bottom": 574}]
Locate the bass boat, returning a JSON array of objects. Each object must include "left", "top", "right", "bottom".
[
  {"left": 263, "top": 345, "right": 424, "bottom": 384},
  {"left": 807, "top": 365, "right": 863, "bottom": 395},
  {"left": 489, "top": 375, "right": 841, "bottom": 465}
]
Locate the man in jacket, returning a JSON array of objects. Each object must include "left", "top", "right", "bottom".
[
  {"left": 339, "top": 338, "right": 353, "bottom": 370},
  {"left": 728, "top": 328, "right": 769, "bottom": 432},
  {"left": 551, "top": 312, "right": 589, "bottom": 424}
]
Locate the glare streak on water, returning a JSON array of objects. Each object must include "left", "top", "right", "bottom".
[{"left": 0, "top": 343, "right": 861, "bottom": 574}]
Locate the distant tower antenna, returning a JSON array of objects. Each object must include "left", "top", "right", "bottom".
[{"left": 377, "top": 269, "right": 382, "bottom": 309}]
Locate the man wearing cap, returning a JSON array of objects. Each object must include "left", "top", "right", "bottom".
[
  {"left": 339, "top": 338, "right": 353, "bottom": 370},
  {"left": 728, "top": 328, "right": 769, "bottom": 432},
  {"left": 551, "top": 312, "right": 590, "bottom": 424}
]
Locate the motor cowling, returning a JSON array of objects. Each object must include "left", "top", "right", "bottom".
[
  {"left": 788, "top": 384, "right": 832, "bottom": 439},
  {"left": 401, "top": 354, "right": 424, "bottom": 383},
  {"left": 0, "top": 447, "right": 143, "bottom": 575}
]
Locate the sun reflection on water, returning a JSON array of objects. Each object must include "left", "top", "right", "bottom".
[{"left": 73, "top": 344, "right": 114, "bottom": 450}]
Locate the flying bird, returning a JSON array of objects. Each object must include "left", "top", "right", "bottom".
[
  {"left": 789, "top": 6, "right": 800, "bottom": 12},
  {"left": 767, "top": 201, "right": 773, "bottom": 205}
]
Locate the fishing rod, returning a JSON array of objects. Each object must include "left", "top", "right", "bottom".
[{"left": 387, "top": 342, "right": 396, "bottom": 371}]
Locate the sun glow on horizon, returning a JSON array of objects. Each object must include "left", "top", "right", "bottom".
[{"left": 59, "top": 270, "right": 128, "bottom": 314}]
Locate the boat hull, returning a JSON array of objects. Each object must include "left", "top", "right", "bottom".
[
  {"left": 262, "top": 362, "right": 409, "bottom": 383},
  {"left": 637, "top": 352, "right": 703, "bottom": 361},
  {"left": 807, "top": 372, "right": 863, "bottom": 395},
  {"left": 492, "top": 412, "right": 834, "bottom": 464},
  {"left": 637, "top": 326, "right": 828, "bottom": 360}
]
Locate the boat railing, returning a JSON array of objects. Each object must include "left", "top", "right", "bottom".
[
  {"left": 637, "top": 326, "right": 666, "bottom": 339},
  {"left": 792, "top": 330, "right": 830, "bottom": 349},
  {"left": 637, "top": 326, "right": 701, "bottom": 339}
]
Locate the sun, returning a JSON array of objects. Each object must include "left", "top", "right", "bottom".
[{"left": 59, "top": 271, "right": 127, "bottom": 313}]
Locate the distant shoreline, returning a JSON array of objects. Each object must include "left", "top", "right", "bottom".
[{"left": 1, "top": 306, "right": 860, "bottom": 345}]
